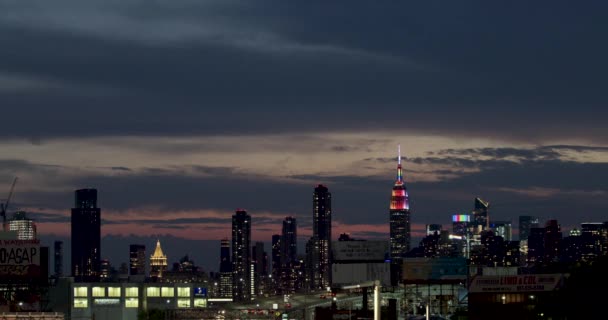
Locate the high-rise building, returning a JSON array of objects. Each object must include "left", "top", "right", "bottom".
[
  {"left": 426, "top": 224, "right": 442, "bottom": 236},
  {"left": 544, "top": 220, "right": 562, "bottom": 264},
  {"left": 452, "top": 214, "right": 471, "bottom": 237},
  {"left": 472, "top": 197, "right": 489, "bottom": 235},
  {"left": 9, "top": 211, "right": 36, "bottom": 240},
  {"left": 527, "top": 227, "right": 545, "bottom": 265},
  {"left": 71, "top": 188, "right": 101, "bottom": 282},
  {"left": 100, "top": 259, "right": 110, "bottom": 280},
  {"left": 129, "top": 244, "right": 146, "bottom": 276},
  {"left": 312, "top": 184, "right": 332, "bottom": 290},
  {"left": 219, "top": 238, "right": 232, "bottom": 298},
  {"left": 490, "top": 221, "right": 513, "bottom": 241},
  {"left": 150, "top": 239, "right": 168, "bottom": 279},
  {"left": 519, "top": 216, "right": 539, "bottom": 241},
  {"left": 281, "top": 216, "right": 297, "bottom": 293},
  {"left": 390, "top": 146, "right": 411, "bottom": 259},
  {"left": 271, "top": 234, "right": 281, "bottom": 293},
  {"left": 232, "top": 209, "right": 251, "bottom": 301},
  {"left": 54, "top": 240, "right": 63, "bottom": 278},
  {"left": 252, "top": 242, "right": 267, "bottom": 296}
]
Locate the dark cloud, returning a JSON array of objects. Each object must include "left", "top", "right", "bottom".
[{"left": 0, "top": 1, "right": 606, "bottom": 141}]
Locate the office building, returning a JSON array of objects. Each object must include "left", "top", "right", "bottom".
[
  {"left": 426, "top": 224, "right": 442, "bottom": 236},
  {"left": 232, "top": 209, "right": 251, "bottom": 301},
  {"left": 519, "top": 216, "right": 539, "bottom": 241},
  {"left": 54, "top": 240, "right": 63, "bottom": 278},
  {"left": 8, "top": 211, "right": 36, "bottom": 240},
  {"left": 312, "top": 184, "right": 332, "bottom": 290},
  {"left": 219, "top": 239, "right": 232, "bottom": 298},
  {"left": 281, "top": 217, "right": 297, "bottom": 293},
  {"left": 390, "top": 147, "right": 411, "bottom": 258},
  {"left": 71, "top": 188, "right": 101, "bottom": 282},
  {"left": 129, "top": 244, "right": 146, "bottom": 276},
  {"left": 472, "top": 197, "right": 489, "bottom": 235},
  {"left": 490, "top": 221, "right": 513, "bottom": 241},
  {"left": 150, "top": 239, "right": 168, "bottom": 280}
]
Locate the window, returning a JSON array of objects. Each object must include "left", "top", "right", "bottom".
[
  {"left": 125, "top": 298, "right": 139, "bottom": 308},
  {"left": 161, "top": 287, "right": 174, "bottom": 297},
  {"left": 74, "top": 298, "right": 88, "bottom": 308},
  {"left": 177, "top": 298, "right": 191, "bottom": 308},
  {"left": 125, "top": 287, "right": 138, "bottom": 297},
  {"left": 92, "top": 287, "right": 105, "bottom": 297},
  {"left": 108, "top": 287, "right": 121, "bottom": 297},
  {"left": 146, "top": 287, "right": 160, "bottom": 297},
  {"left": 74, "top": 287, "right": 88, "bottom": 297},
  {"left": 193, "top": 298, "right": 207, "bottom": 308},
  {"left": 177, "top": 287, "right": 190, "bottom": 297}
]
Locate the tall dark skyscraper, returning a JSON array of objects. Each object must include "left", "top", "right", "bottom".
[
  {"left": 71, "top": 188, "right": 101, "bottom": 282},
  {"left": 54, "top": 240, "right": 63, "bottom": 278},
  {"left": 312, "top": 184, "right": 332, "bottom": 290},
  {"left": 129, "top": 244, "right": 146, "bottom": 276},
  {"left": 219, "top": 238, "right": 232, "bottom": 298},
  {"left": 472, "top": 197, "right": 490, "bottom": 235},
  {"left": 519, "top": 215, "right": 540, "bottom": 241},
  {"left": 390, "top": 146, "right": 411, "bottom": 258},
  {"left": 271, "top": 234, "right": 281, "bottom": 292},
  {"left": 252, "top": 242, "right": 268, "bottom": 296},
  {"left": 281, "top": 216, "right": 297, "bottom": 293},
  {"left": 232, "top": 209, "right": 251, "bottom": 301}
]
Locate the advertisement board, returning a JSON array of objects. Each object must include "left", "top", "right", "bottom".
[
  {"left": 0, "top": 239, "right": 41, "bottom": 278},
  {"left": 332, "top": 241, "right": 388, "bottom": 261},
  {"left": 468, "top": 274, "right": 565, "bottom": 293}
]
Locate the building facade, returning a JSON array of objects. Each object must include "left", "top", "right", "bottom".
[
  {"left": 8, "top": 211, "right": 36, "bottom": 240},
  {"left": 231, "top": 209, "right": 251, "bottom": 301},
  {"left": 219, "top": 238, "right": 232, "bottom": 298},
  {"left": 129, "top": 244, "right": 146, "bottom": 276},
  {"left": 389, "top": 147, "right": 411, "bottom": 258},
  {"left": 312, "top": 184, "right": 332, "bottom": 290},
  {"left": 281, "top": 216, "right": 297, "bottom": 293},
  {"left": 150, "top": 240, "right": 168, "bottom": 280},
  {"left": 71, "top": 188, "right": 101, "bottom": 282}
]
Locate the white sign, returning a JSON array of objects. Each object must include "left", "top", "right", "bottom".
[
  {"left": 0, "top": 239, "right": 40, "bottom": 277},
  {"left": 468, "top": 274, "right": 564, "bottom": 293},
  {"left": 332, "top": 241, "right": 388, "bottom": 261}
]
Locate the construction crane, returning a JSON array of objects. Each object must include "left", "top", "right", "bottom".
[{"left": 0, "top": 177, "right": 18, "bottom": 231}]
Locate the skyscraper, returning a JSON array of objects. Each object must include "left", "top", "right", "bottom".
[
  {"left": 281, "top": 216, "right": 297, "bottom": 293},
  {"left": 271, "top": 234, "right": 281, "bottom": 293},
  {"left": 129, "top": 244, "right": 146, "bottom": 276},
  {"left": 150, "top": 239, "right": 167, "bottom": 279},
  {"left": 232, "top": 209, "right": 251, "bottom": 301},
  {"left": 9, "top": 211, "right": 36, "bottom": 240},
  {"left": 426, "top": 224, "right": 442, "bottom": 236},
  {"left": 490, "top": 221, "right": 513, "bottom": 241},
  {"left": 252, "top": 242, "right": 268, "bottom": 296},
  {"left": 390, "top": 146, "right": 411, "bottom": 258},
  {"left": 54, "top": 240, "right": 63, "bottom": 278},
  {"left": 312, "top": 184, "right": 332, "bottom": 290},
  {"left": 219, "top": 238, "right": 232, "bottom": 298},
  {"left": 71, "top": 188, "right": 101, "bottom": 282},
  {"left": 519, "top": 215, "right": 540, "bottom": 241},
  {"left": 472, "top": 197, "right": 490, "bottom": 235}
]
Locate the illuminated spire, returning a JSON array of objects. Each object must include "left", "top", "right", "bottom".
[{"left": 396, "top": 145, "right": 403, "bottom": 183}]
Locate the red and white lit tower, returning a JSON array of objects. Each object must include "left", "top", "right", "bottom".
[{"left": 389, "top": 145, "right": 411, "bottom": 258}]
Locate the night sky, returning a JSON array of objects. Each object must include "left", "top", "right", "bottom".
[{"left": 1, "top": 0, "right": 607, "bottom": 273}]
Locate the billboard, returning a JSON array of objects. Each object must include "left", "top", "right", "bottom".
[
  {"left": 403, "top": 257, "right": 467, "bottom": 281},
  {"left": 0, "top": 239, "right": 41, "bottom": 278},
  {"left": 332, "top": 241, "right": 388, "bottom": 261},
  {"left": 468, "top": 274, "right": 565, "bottom": 293},
  {"left": 452, "top": 215, "right": 470, "bottom": 222}
]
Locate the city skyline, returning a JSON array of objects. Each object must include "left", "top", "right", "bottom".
[{"left": 0, "top": 1, "right": 607, "bottom": 275}]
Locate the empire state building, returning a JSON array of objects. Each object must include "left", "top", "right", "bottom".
[{"left": 389, "top": 146, "right": 411, "bottom": 258}]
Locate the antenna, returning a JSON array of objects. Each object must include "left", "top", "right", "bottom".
[{"left": 398, "top": 144, "right": 401, "bottom": 165}]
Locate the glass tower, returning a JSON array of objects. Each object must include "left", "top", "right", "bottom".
[
  {"left": 312, "top": 184, "right": 331, "bottom": 290},
  {"left": 71, "top": 188, "right": 101, "bottom": 282}
]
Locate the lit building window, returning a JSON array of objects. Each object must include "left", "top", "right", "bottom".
[
  {"left": 125, "top": 298, "right": 139, "bottom": 308},
  {"left": 74, "top": 298, "right": 88, "bottom": 308},
  {"left": 177, "top": 287, "right": 190, "bottom": 297},
  {"left": 74, "top": 287, "right": 88, "bottom": 297},
  {"left": 108, "top": 287, "right": 121, "bottom": 297},
  {"left": 161, "top": 287, "right": 174, "bottom": 297},
  {"left": 147, "top": 287, "right": 160, "bottom": 297},
  {"left": 177, "top": 299, "right": 191, "bottom": 308},
  {"left": 92, "top": 287, "right": 105, "bottom": 297},
  {"left": 125, "top": 287, "right": 138, "bottom": 297},
  {"left": 193, "top": 299, "right": 207, "bottom": 308}
]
